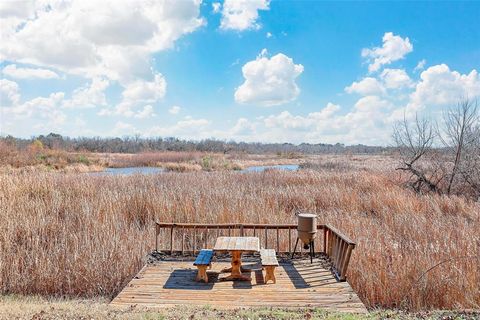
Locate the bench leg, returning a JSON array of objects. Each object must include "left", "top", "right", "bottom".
[
  {"left": 264, "top": 266, "right": 276, "bottom": 284},
  {"left": 196, "top": 265, "right": 208, "bottom": 283}
]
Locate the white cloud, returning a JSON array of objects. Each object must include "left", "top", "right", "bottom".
[
  {"left": 134, "top": 105, "right": 156, "bottom": 119},
  {"left": 380, "top": 69, "right": 412, "bottom": 89},
  {"left": 149, "top": 116, "right": 210, "bottom": 137},
  {"left": 258, "top": 97, "right": 392, "bottom": 144},
  {"left": 212, "top": 2, "right": 221, "bottom": 13},
  {"left": 0, "top": 1, "right": 35, "bottom": 19},
  {"left": 414, "top": 59, "right": 426, "bottom": 72},
  {"left": 231, "top": 118, "right": 255, "bottom": 135},
  {"left": 0, "top": 78, "right": 20, "bottom": 107},
  {"left": 63, "top": 77, "right": 109, "bottom": 109},
  {"left": 410, "top": 64, "right": 480, "bottom": 107},
  {"left": 112, "top": 121, "right": 137, "bottom": 136},
  {"left": 99, "top": 73, "right": 166, "bottom": 117},
  {"left": 5, "top": 92, "right": 67, "bottom": 133},
  {"left": 121, "top": 74, "right": 166, "bottom": 103},
  {"left": 169, "top": 105, "right": 181, "bottom": 114},
  {"left": 235, "top": 50, "right": 304, "bottom": 106},
  {"left": 345, "top": 77, "right": 384, "bottom": 95},
  {"left": 0, "top": 0, "right": 205, "bottom": 82},
  {"left": 219, "top": 0, "right": 269, "bottom": 31},
  {"left": 2, "top": 64, "right": 60, "bottom": 79},
  {"left": 362, "top": 32, "right": 413, "bottom": 72},
  {"left": 266, "top": 32, "right": 272, "bottom": 38}
]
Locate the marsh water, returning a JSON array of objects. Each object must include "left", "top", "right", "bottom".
[{"left": 93, "top": 164, "right": 300, "bottom": 175}]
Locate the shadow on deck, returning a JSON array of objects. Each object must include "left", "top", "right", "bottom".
[{"left": 110, "top": 257, "right": 367, "bottom": 313}]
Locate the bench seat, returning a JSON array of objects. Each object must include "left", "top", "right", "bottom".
[
  {"left": 194, "top": 249, "right": 213, "bottom": 282},
  {"left": 260, "top": 249, "right": 278, "bottom": 284}
]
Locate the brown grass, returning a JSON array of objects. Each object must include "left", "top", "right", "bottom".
[
  {"left": 2, "top": 295, "right": 479, "bottom": 320},
  {"left": 0, "top": 159, "right": 479, "bottom": 311}
]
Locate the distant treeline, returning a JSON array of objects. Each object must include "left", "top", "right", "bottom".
[{"left": 0, "top": 133, "right": 391, "bottom": 154}]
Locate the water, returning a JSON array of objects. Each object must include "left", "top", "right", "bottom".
[
  {"left": 94, "top": 167, "right": 165, "bottom": 176},
  {"left": 91, "top": 164, "right": 299, "bottom": 175},
  {"left": 240, "top": 164, "right": 299, "bottom": 173}
]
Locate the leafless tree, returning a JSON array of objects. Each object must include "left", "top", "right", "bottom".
[
  {"left": 392, "top": 114, "right": 440, "bottom": 193},
  {"left": 438, "top": 99, "right": 480, "bottom": 195}
]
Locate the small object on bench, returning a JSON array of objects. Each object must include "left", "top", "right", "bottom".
[
  {"left": 194, "top": 249, "right": 214, "bottom": 282},
  {"left": 260, "top": 249, "right": 279, "bottom": 284}
]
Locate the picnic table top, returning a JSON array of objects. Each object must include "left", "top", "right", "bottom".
[{"left": 213, "top": 236, "right": 260, "bottom": 252}]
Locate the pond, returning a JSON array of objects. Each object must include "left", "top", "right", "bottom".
[
  {"left": 240, "top": 164, "right": 300, "bottom": 172},
  {"left": 93, "top": 166, "right": 165, "bottom": 175},
  {"left": 91, "top": 164, "right": 299, "bottom": 175}
]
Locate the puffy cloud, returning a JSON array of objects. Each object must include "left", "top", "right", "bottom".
[
  {"left": 219, "top": 0, "right": 269, "bottom": 31},
  {"left": 149, "top": 116, "right": 210, "bottom": 137},
  {"left": 3, "top": 91, "right": 67, "bottom": 135},
  {"left": 0, "top": 78, "right": 20, "bottom": 106},
  {"left": 231, "top": 118, "right": 255, "bottom": 135},
  {"left": 98, "top": 73, "right": 166, "bottom": 117},
  {"left": 345, "top": 77, "right": 384, "bottom": 95},
  {"left": 410, "top": 64, "right": 480, "bottom": 107},
  {"left": 0, "top": 0, "right": 204, "bottom": 82},
  {"left": 380, "top": 69, "right": 412, "bottom": 89},
  {"left": 169, "top": 105, "right": 181, "bottom": 114},
  {"left": 63, "top": 78, "right": 109, "bottom": 109},
  {"left": 134, "top": 105, "right": 156, "bottom": 119},
  {"left": 414, "top": 59, "right": 427, "bottom": 72},
  {"left": 0, "top": 1, "right": 35, "bottom": 19},
  {"left": 121, "top": 74, "right": 166, "bottom": 103},
  {"left": 258, "top": 97, "right": 392, "bottom": 144},
  {"left": 212, "top": 2, "right": 221, "bottom": 13},
  {"left": 362, "top": 32, "right": 413, "bottom": 72},
  {"left": 235, "top": 50, "right": 304, "bottom": 106},
  {"left": 112, "top": 121, "right": 138, "bottom": 136},
  {"left": 2, "top": 64, "right": 60, "bottom": 79}
]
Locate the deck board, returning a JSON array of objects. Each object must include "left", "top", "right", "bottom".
[{"left": 111, "top": 258, "right": 367, "bottom": 313}]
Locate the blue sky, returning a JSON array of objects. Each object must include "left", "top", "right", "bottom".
[{"left": 0, "top": 0, "right": 479, "bottom": 145}]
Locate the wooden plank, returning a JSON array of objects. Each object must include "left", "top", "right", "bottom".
[
  {"left": 111, "top": 260, "right": 367, "bottom": 314},
  {"left": 156, "top": 222, "right": 327, "bottom": 230},
  {"left": 213, "top": 237, "right": 259, "bottom": 252}
]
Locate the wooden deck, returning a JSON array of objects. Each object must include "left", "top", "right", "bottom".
[{"left": 111, "top": 257, "right": 367, "bottom": 313}]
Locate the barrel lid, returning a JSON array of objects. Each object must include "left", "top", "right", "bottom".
[{"left": 297, "top": 212, "right": 317, "bottom": 218}]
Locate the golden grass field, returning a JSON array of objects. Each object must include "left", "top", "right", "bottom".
[{"left": 0, "top": 154, "right": 479, "bottom": 313}]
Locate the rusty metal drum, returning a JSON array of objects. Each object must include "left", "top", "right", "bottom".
[{"left": 296, "top": 212, "right": 317, "bottom": 245}]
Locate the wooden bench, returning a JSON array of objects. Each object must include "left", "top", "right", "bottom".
[
  {"left": 193, "top": 249, "right": 214, "bottom": 282},
  {"left": 260, "top": 249, "right": 279, "bottom": 284}
]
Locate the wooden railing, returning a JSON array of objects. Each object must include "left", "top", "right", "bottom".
[
  {"left": 323, "top": 224, "right": 356, "bottom": 281},
  {"left": 154, "top": 222, "right": 356, "bottom": 281}
]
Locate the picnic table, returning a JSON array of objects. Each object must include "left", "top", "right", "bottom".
[{"left": 213, "top": 236, "right": 260, "bottom": 281}]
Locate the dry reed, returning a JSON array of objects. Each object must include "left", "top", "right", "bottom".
[{"left": 0, "top": 163, "right": 478, "bottom": 311}]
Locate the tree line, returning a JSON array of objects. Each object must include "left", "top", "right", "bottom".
[{"left": 0, "top": 134, "right": 390, "bottom": 155}]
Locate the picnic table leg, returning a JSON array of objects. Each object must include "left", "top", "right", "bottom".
[
  {"left": 221, "top": 251, "right": 251, "bottom": 281},
  {"left": 264, "top": 266, "right": 276, "bottom": 284},
  {"left": 196, "top": 265, "right": 209, "bottom": 283}
]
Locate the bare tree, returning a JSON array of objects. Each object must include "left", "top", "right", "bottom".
[
  {"left": 439, "top": 99, "right": 480, "bottom": 195},
  {"left": 393, "top": 114, "right": 440, "bottom": 193}
]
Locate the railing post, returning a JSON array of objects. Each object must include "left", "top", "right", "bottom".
[
  {"left": 193, "top": 226, "right": 197, "bottom": 254},
  {"left": 181, "top": 226, "right": 185, "bottom": 255},
  {"left": 323, "top": 227, "right": 327, "bottom": 253},
  {"left": 264, "top": 227, "right": 268, "bottom": 249},
  {"left": 155, "top": 223, "right": 160, "bottom": 252},
  {"left": 240, "top": 224, "right": 244, "bottom": 237},
  {"left": 339, "top": 244, "right": 354, "bottom": 281},
  {"left": 288, "top": 227, "right": 292, "bottom": 254},
  {"left": 170, "top": 225, "right": 174, "bottom": 254},
  {"left": 276, "top": 227, "right": 280, "bottom": 252}
]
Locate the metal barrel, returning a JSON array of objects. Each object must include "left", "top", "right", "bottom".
[{"left": 297, "top": 212, "right": 317, "bottom": 245}]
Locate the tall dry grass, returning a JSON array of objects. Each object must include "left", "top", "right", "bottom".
[{"left": 0, "top": 165, "right": 479, "bottom": 310}]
